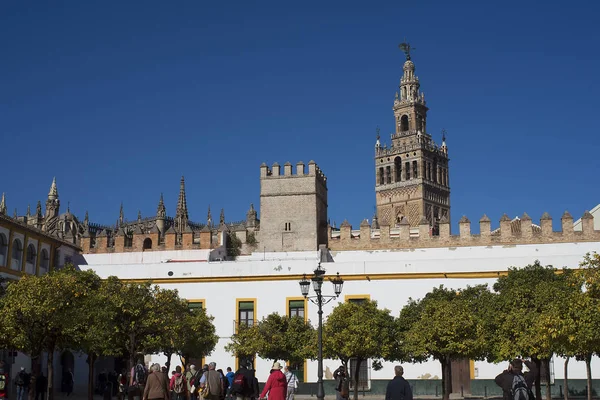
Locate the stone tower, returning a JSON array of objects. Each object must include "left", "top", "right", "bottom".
[
  {"left": 259, "top": 161, "right": 328, "bottom": 252},
  {"left": 374, "top": 49, "right": 450, "bottom": 231},
  {"left": 45, "top": 177, "right": 60, "bottom": 220}
]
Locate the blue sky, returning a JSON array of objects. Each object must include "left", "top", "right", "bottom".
[{"left": 2, "top": 1, "right": 599, "bottom": 232}]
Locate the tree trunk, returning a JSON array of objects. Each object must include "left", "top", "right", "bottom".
[
  {"left": 352, "top": 358, "right": 362, "bottom": 400},
  {"left": 586, "top": 354, "right": 592, "bottom": 400},
  {"left": 445, "top": 357, "right": 453, "bottom": 400},
  {"left": 87, "top": 353, "right": 97, "bottom": 400},
  {"left": 542, "top": 358, "right": 552, "bottom": 400},
  {"left": 47, "top": 346, "right": 55, "bottom": 400},
  {"left": 440, "top": 359, "right": 446, "bottom": 400},
  {"left": 165, "top": 353, "right": 172, "bottom": 375},
  {"left": 532, "top": 357, "right": 542, "bottom": 400},
  {"left": 563, "top": 358, "right": 569, "bottom": 400}
]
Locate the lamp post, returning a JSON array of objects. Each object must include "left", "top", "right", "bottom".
[{"left": 299, "top": 263, "right": 344, "bottom": 400}]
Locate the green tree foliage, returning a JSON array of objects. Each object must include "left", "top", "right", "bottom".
[
  {"left": 0, "top": 265, "right": 101, "bottom": 400},
  {"left": 227, "top": 232, "right": 242, "bottom": 259},
  {"left": 491, "top": 261, "right": 577, "bottom": 400},
  {"left": 400, "top": 285, "right": 493, "bottom": 400},
  {"left": 225, "top": 313, "right": 315, "bottom": 367},
  {"left": 175, "top": 307, "right": 219, "bottom": 370},
  {"left": 323, "top": 300, "right": 396, "bottom": 400}
]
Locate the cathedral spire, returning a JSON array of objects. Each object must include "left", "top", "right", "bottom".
[
  {"left": 174, "top": 176, "right": 189, "bottom": 231},
  {"left": 156, "top": 193, "right": 166, "bottom": 218},
  {"left": 119, "top": 202, "right": 124, "bottom": 224},
  {"left": 36, "top": 201, "right": 42, "bottom": 218},
  {"left": 26, "top": 204, "right": 31, "bottom": 218},
  {"left": 219, "top": 208, "right": 225, "bottom": 225},
  {"left": 48, "top": 177, "right": 59, "bottom": 200},
  {"left": 84, "top": 210, "right": 89, "bottom": 226},
  {"left": 0, "top": 193, "right": 5, "bottom": 215},
  {"left": 207, "top": 205, "right": 212, "bottom": 227}
]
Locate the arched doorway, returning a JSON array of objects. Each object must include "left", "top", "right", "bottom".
[{"left": 143, "top": 238, "right": 152, "bottom": 250}]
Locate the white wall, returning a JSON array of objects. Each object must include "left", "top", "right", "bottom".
[{"left": 83, "top": 241, "right": 600, "bottom": 382}]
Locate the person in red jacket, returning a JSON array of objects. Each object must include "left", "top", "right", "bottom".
[{"left": 260, "top": 362, "right": 286, "bottom": 400}]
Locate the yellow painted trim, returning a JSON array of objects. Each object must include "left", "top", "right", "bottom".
[
  {"left": 121, "top": 270, "right": 510, "bottom": 285},
  {"left": 344, "top": 294, "right": 371, "bottom": 302},
  {"left": 286, "top": 296, "right": 308, "bottom": 323},
  {"left": 470, "top": 360, "right": 475, "bottom": 379}
]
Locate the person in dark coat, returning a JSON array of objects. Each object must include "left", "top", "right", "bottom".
[
  {"left": 494, "top": 359, "right": 537, "bottom": 400},
  {"left": 385, "top": 366, "right": 412, "bottom": 400}
]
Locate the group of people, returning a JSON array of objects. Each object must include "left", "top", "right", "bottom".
[
  {"left": 121, "top": 359, "right": 299, "bottom": 400},
  {"left": 0, "top": 365, "right": 52, "bottom": 400}
]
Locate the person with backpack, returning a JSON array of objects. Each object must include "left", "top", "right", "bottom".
[
  {"left": 333, "top": 366, "right": 349, "bottom": 400},
  {"left": 216, "top": 370, "right": 227, "bottom": 400},
  {"left": 15, "top": 368, "right": 29, "bottom": 400},
  {"left": 385, "top": 366, "right": 412, "bottom": 400},
  {"left": 199, "top": 362, "right": 222, "bottom": 400},
  {"left": 170, "top": 366, "right": 187, "bottom": 400},
  {"left": 230, "top": 365, "right": 255, "bottom": 400},
  {"left": 495, "top": 359, "right": 537, "bottom": 400},
  {"left": 185, "top": 365, "right": 201, "bottom": 400},
  {"left": 129, "top": 358, "right": 148, "bottom": 400}
]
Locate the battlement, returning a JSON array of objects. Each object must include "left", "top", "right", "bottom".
[
  {"left": 328, "top": 211, "right": 600, "bottom": 251},
  {"left": 260, "top": 161, "right": 327, "bottom": 187}
]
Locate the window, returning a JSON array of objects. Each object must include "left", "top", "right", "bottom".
[
  {"left": 188, "top": 300, "right": 204, "bottom": 310},
  {"left": 238, "top": 300, "right": 256, "bottom": 327},
  {"left": 412, "top": 161, "right": 418, "bottom": 179},
  {"left": 54, "top": 250, "right": 61, "bottom": 270},
  {"left": 400, "top": 115, "right": 409, "bottom": 131},
  {"left": 405, "top": 162, "right": 410, "bottom": 180},
  {"left": 378, "top": 167, "right": 384, "bottom": 185},
  {"left": 143, "top": 238, "right": 152, "bottom": 250},
  {"left": 11, "top": 239, "right": 23, "bottom": 270},
  {"left": 394, "top": 157, "right": 402, "bottom": 182},
  {"left": 40, "top": 249, "right": 49, "bottom": 275},
  {"left": 26, "top": 244, "right": 36, "bottom": 274},
  {"left": 385, "top": 166, "right": 391, "bottom": 184},
  {"left": 0, "top": 233, "right": 7, "bottom": 267},
  {"left": 284, "top": 223, "right": 292, "bottom": 232},
  {"left": 349, "top": 358, "right": 370, "bottom": 390},
  {"left": 288, "top": 298, "right": 306, "bottom": 320},
  {"left": 345, "top": 295, "right": 370, "bottom": 304}
]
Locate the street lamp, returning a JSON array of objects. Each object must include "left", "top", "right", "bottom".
[{"left": 299, "top": 263, "right": 344, "bottom": 400}]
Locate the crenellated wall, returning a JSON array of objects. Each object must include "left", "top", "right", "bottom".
[{"left": 328, "top": 211, "right": 600, "bottom": 250}]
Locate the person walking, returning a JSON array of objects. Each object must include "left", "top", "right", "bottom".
[
  {"left": 224, "top": 368, "right": 234, "bottom": 400},
  {"left": 143, "top": 364, "right": 169, "bottom": 400},
  {"left": 283, "top": 367, "right": 298, "bottom": 400},
  {"left": 230, "top": 365, "right": 256, "bottom": 400},
  {"left": 385, "top": 366, "right": 412, "bottom": 400},
  {"left": 35, "top": 373, "right": 46, "bottom": 400},
  {"left": 260, "top": 362, "right": 286, "bottom": 400},
  {"left": 27, "top": 376, "right": 35, "bottom": 400},
  {"left": 333, "top": 366, "right": 349, "bottom": 400},
  {"left": 64, "top": 369, "right": 74, "bottom": 397},
  {"left": 199, "top": 363, "right": 222, "bottom": 400},
  {"left": 15, "top": 368, "right": 28, "bottom": 400},
  {"left": 494, "top": 359, "right": 536, "bottom": 400},
  {"left": 130, "top": 357, "right": 148, "bottom": 400},
  {"left": 170, "top": 366, "right": 187, "bottom": 400}
]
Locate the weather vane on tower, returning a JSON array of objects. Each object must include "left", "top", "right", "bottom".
[{"left": 398, "top": 40, "right": 415, "bottom": 61}]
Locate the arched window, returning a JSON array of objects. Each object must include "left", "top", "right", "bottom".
[
  {"left": 11, "top": 239, "right": 23, "bottom": 270},
  {"left": 40, "top": 249, "right": 50, "bottom": 275},
  {"left": 378, "top": 167, "right": 384, "bottom": 185},
  {"left": 400, "top": 115, "right": 409, "bottom": 132},
  {"left": 412, "top": 161, "right": 418, "bottom": 179},
  {"left": 0, "top": 233, "right": 7, "bottom": 267},
  {"left": 143, "top": 238, "right": 152, "bottom": 250},
  {"left": 394, "top": 157, "right": 402, "bottom": 182},
  {"left": 405, "top": 162, "right": 411, "bottom": 180},
  {"left": 26, "top": 244, "right": 36, "bottom": 274},
  {"left": 385, "top": 166, "right": 391, "bottom": 184},
  {"left": 433, "top": 159, "right": 438, "bottom": 183}
]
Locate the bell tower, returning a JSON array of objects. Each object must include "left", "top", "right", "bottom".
[{"left": 374, "top": 44, "right": 450, "bottom": 232}]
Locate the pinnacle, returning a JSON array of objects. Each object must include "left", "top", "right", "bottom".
[
  {"left": 521, "top": 212, "right": 532, "bottom": 221},
  {"left": 399, "top": 217, "right": 410, "bottom": 226},
  {"left": 459, "top": 216, "right": 470, "bottom": 224},
  {"left": 0, "top": 193, "right": 6, "bottom": 215},
  {"left": 48, "top": 177, "right": 59, "bottom": 200},
  {"left": 541, "top": 212, "right": 552, "bottom": 220},
  {"left": 562, "top": 211, "right": 573, "bottom": 219},
  {"left": 582, "top": 211, "right": 594, "bottom": 220},
  {"left": 499, "top": 214, "right": 511, "bottom": 222}
]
